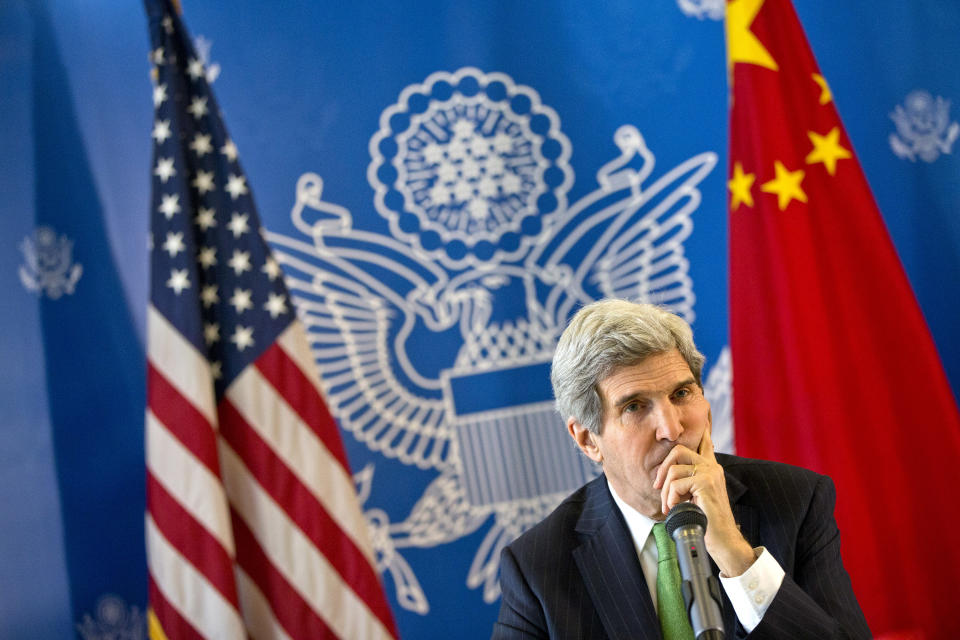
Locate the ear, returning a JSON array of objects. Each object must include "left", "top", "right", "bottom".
[{"left": 568, "top": 417, "right": 603, "bottom": 464}]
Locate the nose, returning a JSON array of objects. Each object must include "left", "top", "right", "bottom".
[{"left": 652, "top": 400, "right": 683, "bottom": 442}]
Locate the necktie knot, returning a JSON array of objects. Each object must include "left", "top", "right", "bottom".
[{"left": 652, "top": 523, "right": 676, "bottom": 563}]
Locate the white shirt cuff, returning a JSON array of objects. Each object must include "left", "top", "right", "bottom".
[{"left": 718, "top": 547, "right": 785, "bottom": 633}]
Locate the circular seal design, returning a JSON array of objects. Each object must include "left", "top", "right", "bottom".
[{"left": 369, "top": 67, "right": 573, "bottom": 268}]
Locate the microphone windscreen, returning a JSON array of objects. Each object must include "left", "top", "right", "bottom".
[{"left": 665, "top": 502, "right": 707, "bottom": 537}]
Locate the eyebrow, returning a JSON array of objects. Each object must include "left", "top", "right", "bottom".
[{"left": 610, "top": 377, "right": 698, "bottom": 408}]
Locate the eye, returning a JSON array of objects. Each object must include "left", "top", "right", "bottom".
[
  {"left": 623, "top": 401, "right": 640, "bottom": 413},
  {"left": 673, "top": 387, "right": 693, "bottom": 401}
]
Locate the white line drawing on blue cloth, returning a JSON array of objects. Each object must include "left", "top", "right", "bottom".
[
  {"left": 267, "top": 67, "right": 724, "bottom": 612},
  {"left": 19, "top": 226, "right": 83, "bottom": 300},
  {"left": 76, "top": 594, "right": 145, "bottom": 640},
  {"left": 889, "top": 90, "right": 959, "bottom": 163},
  {"left": 676, "top": 0, "right": 724, "bottom": 21}
]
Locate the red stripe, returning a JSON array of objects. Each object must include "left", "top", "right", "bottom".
[
  {"left": 148, "top": 574, "right": 206, "bottom": 640},
  {"left": 231, "top": 510, "right": 337, "bottom": 640},
  {"left": 147, "top": 471, "right": 240, "bottom": 609},
  {"left": 147, "top": 363, "right": 220, "bottom": 475},
  {"left": 254, "top": 342, "right": 351, "bottom": 471},
  {"left": 219, "top": 399, "right": 398, "bottom": 637}
]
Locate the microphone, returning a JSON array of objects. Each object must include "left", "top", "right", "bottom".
[{"left": 665, "top": 502, "right": 725, "bottom": 640}]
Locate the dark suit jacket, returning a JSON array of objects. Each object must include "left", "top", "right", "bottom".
[{"left": 493, "top": 454, "right": 870, "bottom": 639}]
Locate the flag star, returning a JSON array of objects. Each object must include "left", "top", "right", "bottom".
[
  {"left": 225, "top": 174, "right": 249, "bottom": 200},
  {"left": 152, "top": 119, "right": 172, "bottom": 144},
  {"left": 761, "top": 161, "right": 807, "bottom": 211},
  {"left": 220, "top": 139, "right": 238, "bottom": 162},
  {"left": 227, "top": 212, "right": 250, "bottom": 238},
  {"left": 229, "top": 287, "right": 254, "bottom": 313},
  {"left": 190, "top": 133, "right": 213, "bottom": 157},
  {"left": 203, "top": 322, "right": 220, "bottom": 345},
  {"left": 192, "top": 170, "right": 216, "bottom": 195},
  {"left": 228, "top": 249, "right": 252, "bottom": 275},
  {"left": 231, "top": 325, "right": 255, "bottom": 351},
  {"left": 147, "top": 233, "right": 154, "bottom": 251},
  {"left": 188, "top": 96, "right": 209, "bottom": 119},
  {"left": 201, "top": 284, "right": 219, "bottom": 308},
  {"left": 153, "top": 157, "right": 176, "bottom": 183},
  {"left": 162, "top": 231, "right": 186, "bottom": 257},
  {"left": 158, "top": 193, "right": 181, "bottom": 219},
  {"left": 264, "top": 292, "right": 288, "bottom": 318},
  {"left": 152, "top": 83, "right": 168, "bottom": 107},
  {"left": 162, "top": 16, "right": 174, "bottom": 34},
  {"left": 151, "top": 47, "right": 165, "bottom": 65},
  {"left": 187, "top": 57, "right": 205, "bottom": 80},
  {"left": 262, "top": 257, "right": 282, "bottom": 281},
  {"left": 197, "top": 246, "right": 217, "bottom": 269},
  {"left": 805, "top": 127, "right": 851, "bottom": 176},
  {"left": 210, "top": 360, "right": 222, "bottom": 380},
  {"left": 726, "top": 0, "right": 778, "bottom": 73},
  {"left": 167, "top": 268, "right": 190, "bottom": 294},
  {"left": 195, "top": 207, "right": 217, "bottom": 231},
  {"left": 812, "top": 74, "right": 833, "bottom": 106},
  {"left": 728, "top": 162, "right": 756, "bottom": 211}
]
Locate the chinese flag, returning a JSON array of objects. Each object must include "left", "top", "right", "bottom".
[{"left": 727, "top": 0, "right": 960, "bottom": 638}]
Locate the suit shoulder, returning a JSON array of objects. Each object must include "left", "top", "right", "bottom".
[
  {"left": 504, "top": 479, "right": 593, "bottom": 558},
  {"left": 718, "top": 453, "right": 831, "bottom": 502}
]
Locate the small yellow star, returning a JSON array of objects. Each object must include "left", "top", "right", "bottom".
[
  {"left": 761, "top": 161, "right": 807, "bottom": 211},
  {"left": 806, "top": 127, "right": 851, "bottom": 176},
  {"left": 728, "top": 162, "right": 756, "bottom": 211},
  {"left": 812, "top": 74, "right": 832, "bottom": 105},
  {"left": 727, "top": 0, "right": 779, "bottom": 72}
]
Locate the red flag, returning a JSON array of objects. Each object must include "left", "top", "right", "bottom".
[
  {"left": 144, "top": 1, "right": 398, "bottom": 638},
  {"left": 727, "top": 0, "right": 960, "bottom": 637}
]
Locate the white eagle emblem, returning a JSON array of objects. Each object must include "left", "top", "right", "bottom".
[
  {"left": 268, "top": 67, "right": 725, "bottom": 612},
  {"left": 76, "top": 594, "right": 145, "bottom": 640},
  {"left": 19, "top": 226, "right": 83, "bottom": 300},
  {"left": 676, "top": 0, "right": 724, "bottom": 21},
  {"left": 889, "top": 90, "right": 959, "bottom": 163}
]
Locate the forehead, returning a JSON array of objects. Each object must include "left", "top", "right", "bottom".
[{"left": 597, "top": 350, "right": 694, "bottom": 403}]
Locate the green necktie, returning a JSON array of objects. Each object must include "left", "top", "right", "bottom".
[{"left": 652, "top": 523, "right": 695, "bottom": 640}]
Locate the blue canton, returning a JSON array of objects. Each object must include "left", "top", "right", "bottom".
[{"left": 147, "top": 0, "right": 290, "bottom": 398}]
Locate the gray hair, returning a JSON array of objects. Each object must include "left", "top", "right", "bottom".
[{"left": 550, "top": 299, "right": 705, "bottom": 434}]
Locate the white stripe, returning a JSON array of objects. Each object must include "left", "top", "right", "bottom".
[
  {"left": 276, "top": 321, "right": 327, "bottom": 397},
  {"left": 148, "top": 304, "right": 217, "bottom": 425},
  {"left": 147, "top": 514, "right": 245, "bottom": 639},
  {"left": 235, "top": 567, "right": 294, "bottom": 640},
  {"left": 146, "top": 409, "right": 234, "bottom": 555},
  {"left": 225, "top": 365, "right": 375, "bottom": 563},
  {"left": 219, "top": 443, "right": 393, "bottom": 640}
]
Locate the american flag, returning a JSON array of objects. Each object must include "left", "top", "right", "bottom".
[{"left": 143, "top": 1, "right": 398, "bottom": 638}]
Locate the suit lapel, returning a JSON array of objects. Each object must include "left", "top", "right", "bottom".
[{"left": 572, "top": 477, "right": 662, "bottom": 640}]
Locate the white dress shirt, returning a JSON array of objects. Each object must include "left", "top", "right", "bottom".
[{"left": 608, "top": 481, "right": 785, "bottom": 633}]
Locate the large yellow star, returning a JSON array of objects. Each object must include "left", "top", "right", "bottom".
[
  {"left": 728, "top": 162, "right": 756, "bottom": 210},
  {"left": 761, "top": 161, "right": 807, "bottom": 211},
  {"left": 805, "top": 127, "right": 851, "bottom": 176},
  {"left": 727, "top": 0, "right": 778, "bottom": 72}
]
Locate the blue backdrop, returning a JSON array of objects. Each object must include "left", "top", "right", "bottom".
[{"left": 1, "top": 1, "right": 958, "bottom": 638}]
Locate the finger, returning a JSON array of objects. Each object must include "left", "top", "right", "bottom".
[
  {"left": 660, "top": 465, "right": 699, "bottom": 512},
  {"left": 661, "top": 476, "right": 695, "bottom": 515},
  {"left": 698, "top": 426, "right": 717, "bottom": 462},
  {"left": 653, "top": 445, "right": 697, "bottom": 488}
]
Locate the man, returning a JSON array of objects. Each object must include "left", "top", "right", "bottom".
[{"left": 492, "top": 299, "right": 870, "bottom": 639}]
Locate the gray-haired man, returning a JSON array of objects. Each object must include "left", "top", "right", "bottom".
[{"left": 493, "top": 299, "right": 869, "bottom": 639}]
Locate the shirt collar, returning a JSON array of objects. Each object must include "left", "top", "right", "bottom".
[{"left": 607, "top": 480, "right": 658, "bottom": 553}]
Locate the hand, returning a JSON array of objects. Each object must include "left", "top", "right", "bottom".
[{"left": 653, "top": 428, "right": 755, "bottom": 577}]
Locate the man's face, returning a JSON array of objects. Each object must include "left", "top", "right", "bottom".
[{"left": 569, "top": 349, "right": 711, "bottom": 519}]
